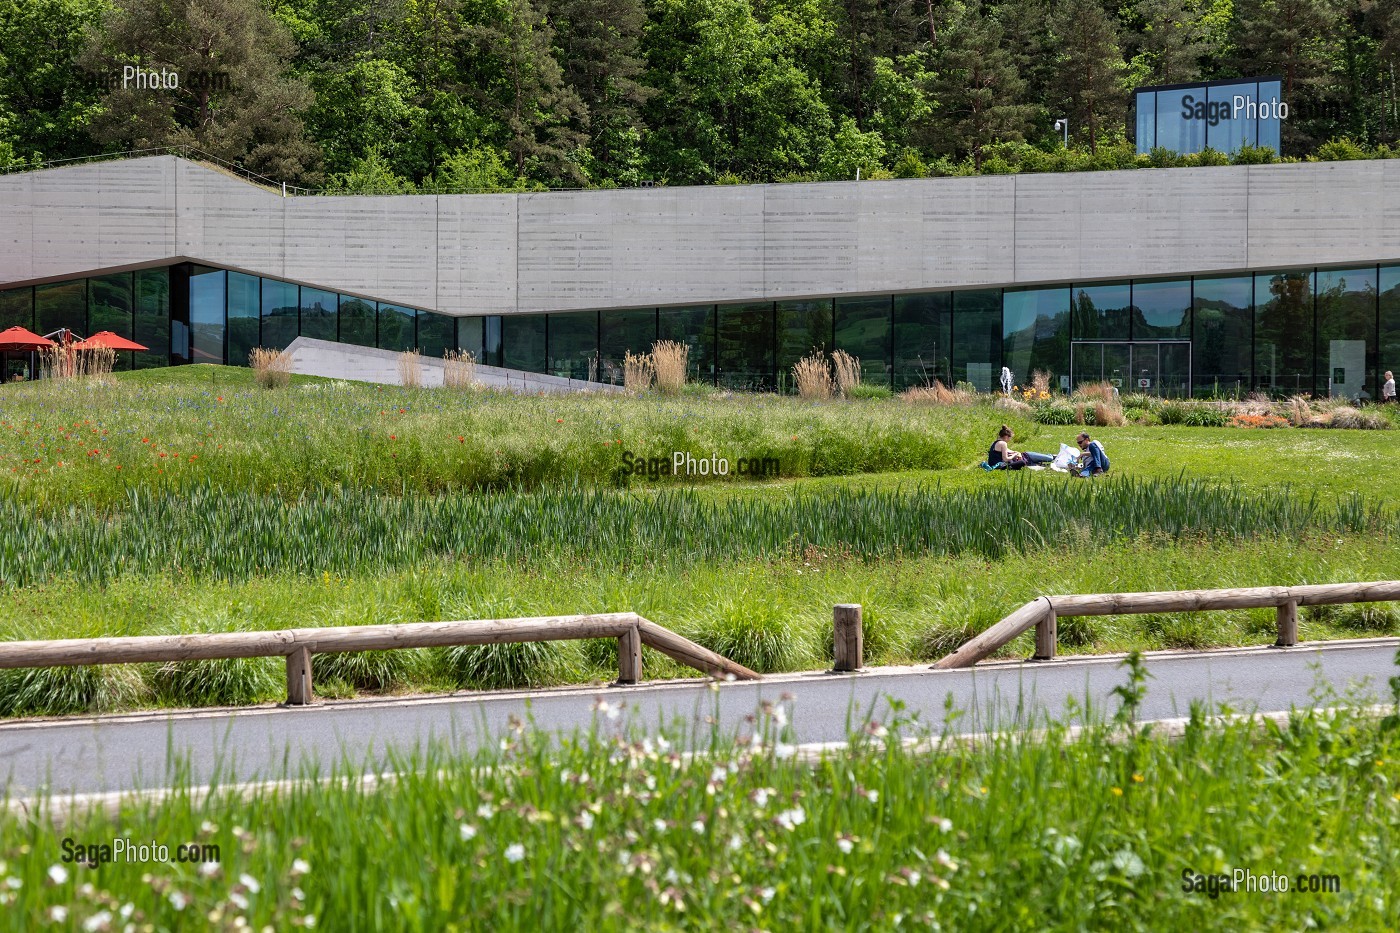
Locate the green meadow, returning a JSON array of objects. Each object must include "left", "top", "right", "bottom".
[{"left": 0, "top": 366, "right": 1395, "bottom": 715}]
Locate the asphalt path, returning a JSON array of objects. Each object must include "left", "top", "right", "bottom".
[{"left": 2, "top": 638, "right": 1397, "bottom": 800}]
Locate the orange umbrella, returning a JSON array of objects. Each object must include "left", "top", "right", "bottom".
[
  {"left": 71, "top": 331, "right": 148, "bottom": 351},
  {"left": 0, "top": 326, "right": 56, "bottom": 351}
]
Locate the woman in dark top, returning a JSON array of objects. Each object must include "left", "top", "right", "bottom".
[{"left": 989, "top": 425, "right": 1052, "bottom": 469}]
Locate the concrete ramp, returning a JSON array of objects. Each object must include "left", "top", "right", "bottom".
[{"left": 284, "top": 337, "right": 622, "bottom": 393}]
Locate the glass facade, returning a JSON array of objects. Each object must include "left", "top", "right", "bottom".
[
  {"left": 1192, "top": 275, "right": 1252, "bottom": 397},
  {"left": 4, "top": 260, "right": 1396, "bottom": 401},
  {"left": 1135, "top": 77, "right": 1286, "bottom": 156}
]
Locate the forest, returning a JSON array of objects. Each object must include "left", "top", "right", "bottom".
[{"left": 0, "top": 0, "right": 1398, "bottom": 190}]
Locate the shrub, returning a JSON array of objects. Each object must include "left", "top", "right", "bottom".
[
  {"left": 1316, "top": 137, "right": 1369, "bottom": 161},
  {"left": 844, "top": 383, "right": 892, "bottom": 400},
  {"left": 1231, "top": 144, "right": 1277, "bottom": 165},
  {"left": 954, "top": 380, "right": 977, "bottom": 394},
  {"left": 249, "top": 347, "right": 292, "bottom": 388},
  {"left": 153, "top": 656, "right": 282, "bottom": 707},
  {"left": 0, "top": 664, "right": 148, "bottom": 717},
  {"left": 831, "top": 350, "right": 862, "bottom": 397},
  {"left": 1317, "top": 406, "right": 1389, "bottom": 430},
  {"left": 1182, "top": 406, "right": 1229, "bottom": 427},
  {"left": 1093, "top": 401, "right": 1126, "bottom": 426},
  {"left": 314, "top": 649, "right": 431, "bottom": 691},
  {"left": 1072, "top": 382, "right": 1116, "bottom": 405},
  {"left": 994, "top": 397, "right": 1032, "bottom": 416},
  {"left": 792, "top": 351, "right": 833, "bottom": 400},
  {"left": 398, "top": 349, "right": 423, "bottom": 388},
  {"left": 443, "top": 349, "right": 477, "bottom": 388},
  {"left": 1230, "top": 413, "right": 1289, "bottom": 429},
  {"left": 1033, "top": 402, "right": 1079, "bottom": 425},
  {"left": 1030, "top": 370, "right": 1052, "bottom": 395},
  {"left": 1156, "top": 402, "right": 1188, "bottom": 425},
  {"left": 651, "top": 340, "right": 689, "bottom": 395}
]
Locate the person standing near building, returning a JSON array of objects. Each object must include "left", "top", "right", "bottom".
[{"left": 1383, "top": 370, "right": 1396, "bottom": 403}]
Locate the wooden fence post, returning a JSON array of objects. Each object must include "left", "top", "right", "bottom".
[
  {"left": 616, "top": 625, "right": 643, "bottom": 685},
  {"left": 1033, "top": 604, "right": 1057, "bottom": 661},
  {"left": 286, "top": 647, "right": 313, "bottom": 705},
  {"left": 1275, "top": 599, "right": 1299, "bottom": 647},
  {"left": 832, "top": 604, "right": 863, "bottom": 672}
]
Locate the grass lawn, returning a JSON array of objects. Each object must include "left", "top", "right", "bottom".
[{"left": 0, "top": 367, "right": 1396, "bottom": 716}]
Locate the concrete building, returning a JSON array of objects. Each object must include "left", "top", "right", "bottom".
[{"left": 2, "top": 154, "right": 1399, "bottom": 397}]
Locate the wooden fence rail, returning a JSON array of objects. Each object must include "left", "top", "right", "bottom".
[
  {"left": 934, "top": 581, "right": 1400, "bottom": 670},
  {"left": 0, "top": 612, "right": 762, "bottom": 705}
]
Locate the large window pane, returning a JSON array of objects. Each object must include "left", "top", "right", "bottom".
[
  {"left": 548, "top": 312, "right": 597, "bottom": 380},
  {"left": 893, "top": 292, "right": 951, "bottom": 389},
  {"left": 1254, "top": 270, "right": 1314, "bottom": 396},
  {"left": 0, "top": 287, "right": 32, "bottom": 330},
  {"left": 261, "top": 279, "right": 299, "bottom": 351},
  {"left": 227, "top": 272, "right": 260, "bottom": 367},
  {"left": 189, "top": 266, "right": 226, "bottom": 364},
  {"left": 833, "top": 296, "right": 891, "bottom": 386},
  {"left": 1316, "top": 266, "right": 1377, "bottom": 400},
  {"left": 35, "top": 280, "right": 86, "bottom": 338},
  {"left": 457, "top": 316, "right": 485, "bottom": 363},
  {"left": 717, "top": 302, "right": 774, "bottom": 390},
  {"left": 1072, "top": 282, "right": 1131, "bottom": 340},
  {"left": 134, "top": 269, "right": 170, "bottom": 369},
  {"left": 1206, "top": 80, "right": 1254, "bottom": 155},
  {"left": 1134, "top": 90, "right": 1156, "bottom": 154},
  {"left": 658, "top": 305, "right": 715, "bottom": 384},
  {"left": 89, "top": 273, "right": 133, "bottom": 371},
  {"left": 1381, "top": 267, "right": 1400, "bottom": 401},
  {"left": 777, "top": 299, "right": 832, "bottom": 391},
  {"left": 600, "top": 309, "right": 657, "bottom": 383},
  {"left": 951, "top": 289, "right": 1001, "bottom": 391},
  {"left": 502, "top": 314, "right": 546, "bottom": 372},
  {"left": 1003, "top": 287, "right": 1070, "bottom": 392},
  {"left": 1154, "top": 87, "right": 1206, "bottom": 155},
  {"left": 484, "top": 316, "right": 502, "bottom": 367},
  {"left": 378, "top": 304, "right": 416, "bottom": 352},
  {"left": 1192, "top": 275, "right": 1252, "bottom": 397},
  {"left": 300, "top": 286, "right": 338, "bottom": 342},
  {"left": 418, "top": 310, "right": 455, "bottom": 358},
  {"left": 1257, "top": 79, "right": 1282, "bottom": 152},
  {"left": 1132, "top": 279, "right": 1191, "bottom": 340},
  {"left": 339, "top": 296, "right": 377, "bottom": 348}
]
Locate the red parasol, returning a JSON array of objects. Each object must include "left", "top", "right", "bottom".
[
  {"left": 0, "top": 326, "right": 56, "bottom": 351},
  {"left": 70, "top": 331, "right": 148, "bottom": 352}
]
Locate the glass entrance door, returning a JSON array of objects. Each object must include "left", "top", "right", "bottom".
[{"left": 1071, "top": 342, "right": 1191, "bottom": 397}]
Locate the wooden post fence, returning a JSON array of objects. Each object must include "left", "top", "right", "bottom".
[
  {"left": 832, "top": 604, "right": 863, "bottom": 672},
  {"left": 0, "top": 612, "right": 761, "bottom": 706},
  {"left": 934, "top": 581, "right": 1400, "bottom": 670}
]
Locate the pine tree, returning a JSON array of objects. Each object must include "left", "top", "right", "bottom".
[
  {"left": 1052, "top": 0, "right": 1127, "bottom": 153},
  {"left": 1137, "top": 0, "right": 1209, "bottom": 84},
  {"left": 83, "top": 0, "right": 321, "bottom": 182},
  {"left": 926, "top": 6, "right": 1033, "bottom": 168},
  {"left": 546, "top": 0, "right": 654, "bottom": 183},
  {"left": 1229, "top": 0, "right": 1339, "bottom": 151}
]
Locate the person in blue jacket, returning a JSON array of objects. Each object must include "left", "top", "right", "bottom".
[{"left": 1074, "top": 431, "right": 1110, "bottom": 477}]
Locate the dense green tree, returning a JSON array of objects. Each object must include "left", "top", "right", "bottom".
[
  {"left": 832, "top": 0, "right": 922, "bottom": 126},
  {"left": 83, "top": 0, "right": 321, "bottom": 181},
  {"left": 463, "top": 0, "right": 587, "bottom": 184},
  {"left": 990, "top": 0, "right": 1053, "bottom": 136},
  {"left": 547, "top": 0, "right": 653, "bottom": 183},
  {"left": 0, "top": 0, "right": 107, "bottom": 163},
  {"left": 1229, "top": 0, "right": 1340, "bottom": 150},
  {"left": 642, "top": 0, "right": 833, "bottom": 182},
  {"left": 1052, "top": 0, "right": 1127, "bottom": 152},
  {"left": 1135, "top": 0, "right": 1210, "bottom": 84},
  {"left": 926, "top": 4, "right": 1032, "bottom": 167},
  {"left": 866, "top": 54, "right": 932, "bottom": 154}
]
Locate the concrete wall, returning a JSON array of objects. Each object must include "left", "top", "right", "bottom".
[{"left": 3, "top": 155, "right": 1399, "bottom": 317}]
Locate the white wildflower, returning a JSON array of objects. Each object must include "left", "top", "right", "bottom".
[
  {"left": 578, "top": 811, "right": 595, "bottom": 830},
  {"left": 653, "top": 819, "right": 667, "bottom": 833},
  {"left": 837, "top": 837, "right": 854, "bottom": 854},
  {"left": 459, "top": 824, "right": 478, "bottom": 841},
  {"left": 239, "top": 874, "right": 261, "bottom": 894},
  {"left": 168, "top": 891, "right": 188, "bottom": 911},
  {"left": 760, "top": 887, "right": 775, "bottom": 903},
  {"left": 690, "top": 820, "right": 706, "bottom": 834},
  {"left": 505, "top": 843, "right": 526, "bottom": 863},
  {"left": 775, "top": 807, "right": 806, "bottom": 831},
  {"left": 476, "top": 803, "right": 496, "bottom": 820},
  {"left": 934, "top": 849, "right": 959, "bottom": 872},
  {"left": 774, "top": 742, "right": 797, "bottom": 760},
  {"left": 82, "top": 910, "right": 112, "bottom": 931},
  {"left": 230, "top": 892, "right": 249, "bottom": 911},
  {"left": 291, "top": 858, "right": 310, "bottom": 876},
  {"left": 47, "top": 865, "right": 67, "bottom": 885},
  {"left": 48, "top": 906, "right": 68, "bottom": 922}
]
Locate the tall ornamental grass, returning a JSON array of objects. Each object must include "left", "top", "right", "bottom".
[
  {"left": 2, "top": 667, "right": 1397, "bottom": 929},
  {"left": 0, "top": 479, "right": 1382, "bottom": 588}
]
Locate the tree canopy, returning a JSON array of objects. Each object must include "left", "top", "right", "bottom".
[{"left": 1, "top": 0, "right": 1398, "bottom": 185}]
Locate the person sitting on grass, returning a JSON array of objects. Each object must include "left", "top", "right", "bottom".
[
  {"left": 987, "top": 425, "right": 1053, "bottom": 470},
  {"left": 1074, "top": 431, "right": 1110, "bottom": 478}
]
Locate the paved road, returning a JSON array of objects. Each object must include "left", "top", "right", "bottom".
[{"left": 2, "top": 638, "right": 1397, "bottom": 799}]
